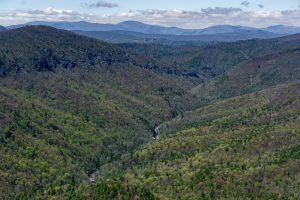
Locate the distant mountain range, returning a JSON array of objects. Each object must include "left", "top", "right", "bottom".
[
  {"left": 4, "top": 21, "right": 300, "bottom": 42},
  {"left": 74, "top": 29, "right": 279, "bottom": 43},
  {"left": 0, "top": 26, "right": 6, "bottom": 31},
  {"left": 7, "top": 21, "right": 187, "bottom": 35},
  {"left": 263, "top": 25, "right": 300, "bottom": 35},
  {"left": 7, "top": 21, "right": 300, "bottom": 35}
]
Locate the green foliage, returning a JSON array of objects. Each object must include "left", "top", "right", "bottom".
[
  {"left": 104, "top": 83, "right": 300, "bottom": 200},
  {"left": 191, "top": 48, "right": 300, "bottom": 102},
  {"left": 278, "top": 145, "right": 300, "bottom": 163},
  {"left": 1, "top": 26, "right": 300, "bottom": 199},
  {"left": 0, "top": 26, "right": 198, "bottom": 199}
]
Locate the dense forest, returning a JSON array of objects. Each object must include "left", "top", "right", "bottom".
[{"left": 0, "top": 26, "right": 299, "bottom": 199}]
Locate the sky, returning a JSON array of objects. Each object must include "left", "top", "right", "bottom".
[{"left": 0, "top": 0, "right": 300, "bottom": 28}]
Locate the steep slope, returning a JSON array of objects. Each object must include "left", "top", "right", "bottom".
[
  {"left": 187, "top": 33, "right": 300, "bottom": 75},
  {"left": 191, "top": 47, "right": 300, "bottom": 102},
  {"left": 0, "top": 26, "right": 196, "bottom": 199},
  {"left": 2, "top": 24, "right": 300, "bottom": 200},
  {"left": 94, "top": 83, "right": 300, "bottom": 200},
  {"left": 119, "top": 33, "right": 300, "bottom": 83},
  {"left": 0, "top": 26, "right": 131, "bottom": 76},
  {"left": 0, "top": 26, "right": 198, "bottom": 82}
]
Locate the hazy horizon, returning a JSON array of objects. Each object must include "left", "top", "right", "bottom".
[
  {"left": 2, "top": 20, "right": 300, "bottom": 30},
  {"left": 0, "top": 0, "right": 300, "bottom": 28}
]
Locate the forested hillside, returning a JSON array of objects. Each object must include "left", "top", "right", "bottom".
[
  {"left": 119, "top": 33, "right": 300, "bottom": 82},
  {"left": 0, "top": 25, "right": 300, "bottom": 199},
  {"left": 0, "top": 26, "right": 132, "bottom": 76},
  {"left": 0, "top": 26, "right": 197, "bottom": 199},
  {"left": 191, "top": 47, "right": 300, "bottom": 102},
  {"left": 99, "top": 83, "right": 300, "bottom": 199}
]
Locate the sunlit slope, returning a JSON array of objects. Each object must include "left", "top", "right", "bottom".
[
  {"left": 0, "top": 26, "right": 195, "bottom": 199},
  {"left": 102, "top": 82, "right": 300, "bottom": 199}
]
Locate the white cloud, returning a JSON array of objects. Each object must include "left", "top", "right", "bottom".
[
  {"left": 0, "top": 7, "right": 95, "bottom": 24},
  {"left": 201, "top": 7, "right": 242, "bottom": 15},
  {"left": 1, "top": 7, "right": 300, "bottom": 28},
  {"left": 84, "top": 1, "right": 119, "bottom": 9}
]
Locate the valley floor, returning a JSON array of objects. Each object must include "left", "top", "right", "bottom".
[{"left": 79, "top": 82, "right": 300, "bottom": 200}]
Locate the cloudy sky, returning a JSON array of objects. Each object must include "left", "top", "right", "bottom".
[{"left": 1, "top": 0, "right": 300, "bottom": 28}]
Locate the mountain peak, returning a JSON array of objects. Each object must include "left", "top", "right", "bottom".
[
  {"left": 118, "top": 21, "right": 147, "bottom": 25},
  {"left": 264, "top": 25, "right": 300, "bottom": 34},
  {"left": 0, "top": 25, "right": 6, "bottom": 31},
  {"left": 267, "top": 24, "right": 291, "bottom": 28},
  {"left": 0, "top": 25, "right": 130, "bottom": 76}
]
